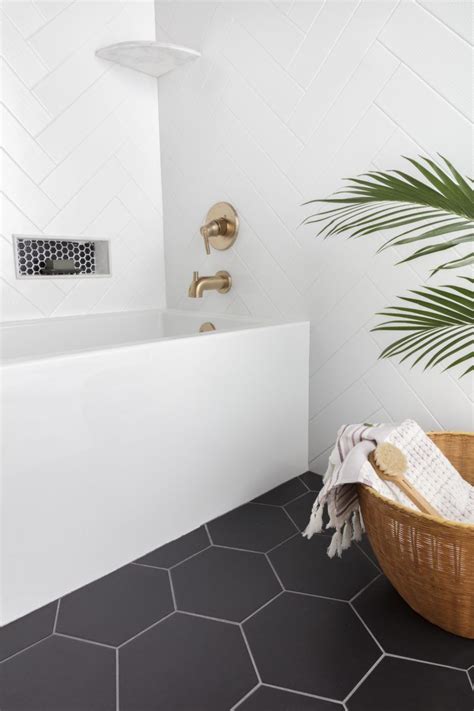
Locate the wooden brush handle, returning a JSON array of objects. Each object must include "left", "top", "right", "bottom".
[{"left": 368, "top": 452, "right": 440, "bottom": 517}]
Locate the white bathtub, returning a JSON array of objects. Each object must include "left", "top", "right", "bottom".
[{"left": 0, "top": 309, "right": 309, "bottom": 624}]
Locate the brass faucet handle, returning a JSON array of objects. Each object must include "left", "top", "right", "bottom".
[{"left": 200, "top": 218, "right": 228, "bottom": 255}]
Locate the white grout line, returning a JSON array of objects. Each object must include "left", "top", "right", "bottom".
[
  {"left": 52, "top": 598, "right": 61, "bottom": 632},
  {"left": 265, "top": 682, "right": 344, "bottom": 705},
  {"left": 265, "top": 531, "right": 300, "bottom": 556},
  {"left": 231, "top": 682, "right": 262, "bottom": 710},
  {"left": 131, "top": 561, "right": 168, "bottom": 571},
  {"left": 115, "top": 648, "right": 120, "bottom": 711},
  {"left": 349, "top": 604, "right": 385, "bottom": 654},
  {"left": 54, "top": 631, "right": 116, "bottom": 650},
  {"left": 343, "top": 653, "right": 385, "bottom": 704},
  {"left": 353, "top": 542, "right": 381, "bottom": 573},
  {"left": 386, "top": 652, "right": 467, "bottom": 673},
  {"left": 0, "top": 634, "right": 53, "bottom": 665},
  {"left": 177, "top": 610, "right": 240, "bottom": 627},
  {"left": 168, "top": 545, "right": 213, "bottom": 570},
  {"left": 239, "top": 625, "right": 262, "bottom": 684},
  {"left": 281, "top": 506, "right": 305, "bottom": 532},
  {"left": 349, "top": 573, "right": 382, "bottom": 603},
  {"left": 286, "top": 588, "right": 349, "bottom": 605},
  {"left": 212, "top": 543, "right": 268, "bottom": 556},
  {"left": 117, "top": 611, "right": 176, "bottom": 649},
  {"left": 264, "top": 553, "right": 286, "bottom": 591},
  {"left": 168, "top": 569, "right": 177, "bottom": 611},
  {"left": 266, "top": 530, "right": 301, "bottom": 554},
  {"left": 377, "top": 38, "right": 471, "bottom": 123},
  {"left": 204, "top": 522, "right": 213, "bottom": 544},
  {"left": 240, "top": 590, "right": 285, "bottom": 625}
]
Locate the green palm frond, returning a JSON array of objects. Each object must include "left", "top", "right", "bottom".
[
  {"left": 304, "top": 155, "right": 474, "bottom": 273},
  {"left": 372, "top": 280, "right": 474, "bottom": 377}
]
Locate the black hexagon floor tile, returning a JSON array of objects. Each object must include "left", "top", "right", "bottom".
[
  {"left": 236, "top": 685, "right": 344, "bottom": 710},
  {"left": 0, "top": 635, "right": 115, "bottom": 711},
  {"left": 0, "top": 600, "right": 57, "bottom": 661},
  {"left": 356, "top": 535, "right": 380, "bottom": 568},
  {"left": 120, "top": 612, "right": 256, "bottom": 711},
  {"left": 269, "top": 532, "right": 379, "bottom": 600},
  {"left": 243, "top": 592, "right": 380, "bottom": 700},
  {"left": 285, "top": 491, "right": 324, "bottom": 531},
  {"left": 57, "top": 563, "right": 173, "bottom": 646},
  {"left": 299, "top": 471, "right": 324, "bottom": 492},
  {"left": 172, "top": 546, "right": 280, "bottom": 621},
  {"left": 347, "top": 657, "right": 473, "bottom": 711},
  {"left": 253, "top": 476, "right": 307, "bottom": 505},
  {"left": 353, "top": 576, "right": 474, "bottom": 669},
  {"left": 135, "top": 525, "right": 209, "bottom": 568},
  {"left": 208, "top": 502, "right": 297, "bottom": 552}
]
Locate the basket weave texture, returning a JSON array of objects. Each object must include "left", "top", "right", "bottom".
[{"left": 358, "top": 432, "right": 474, "bottom": 638}]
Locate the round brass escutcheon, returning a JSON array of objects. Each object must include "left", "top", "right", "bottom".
[
  {"left": 202, "top": 202, "right": 239, "bottom": 251},
  {"left": 216, "top": 270, "right": 232, "bottom": 293},
  {"left": 199, "top": 322, "right": 216, "bottom": 333}
]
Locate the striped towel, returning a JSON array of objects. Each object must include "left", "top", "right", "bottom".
[
  {"left": 304, "top": 420, "right": 474, "bottom": 558},
  {"left": 303, "top": 423, "right": 394, "bottom": 557}
]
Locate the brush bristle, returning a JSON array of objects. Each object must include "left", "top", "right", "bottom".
[{"left": 374, "top": 442, "right": 407, "bottom": 477}]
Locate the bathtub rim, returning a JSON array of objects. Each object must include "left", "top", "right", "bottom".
[{"left": 0, "top": 307, "right": 309, "bottom": 367}]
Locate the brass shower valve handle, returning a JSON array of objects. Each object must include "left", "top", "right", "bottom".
[
  {"left": 200, "top": 202, "right": 239, "bottom": 254},
  {"left": 200, "top": 218, "right": 230, "bottom": 254}
]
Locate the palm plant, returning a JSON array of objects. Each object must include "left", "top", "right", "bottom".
[{"left": 304, "top": 156, "right": 473, "bottom": 377}]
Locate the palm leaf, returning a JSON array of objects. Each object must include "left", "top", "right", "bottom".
[
  {"left": 372, "top": 280, "right": 474, "bottom": 376},
  {"left": 305, "top": 155, "right": 473, "bottom": 272}
]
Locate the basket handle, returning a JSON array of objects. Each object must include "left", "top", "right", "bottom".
[{"left": 368, "top": 447, "right": 440, "bottom": 517}]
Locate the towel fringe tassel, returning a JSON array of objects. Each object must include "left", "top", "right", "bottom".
[
  {"left": 342, "top": 520, "right": 353, "bottom": 550},
  {"left": 303, "top": 501, "right": 325, "bottom": 538},
  {"left": 327, "top": 530, "right": 343, "bottom": 558},
  {"left": 352, "top": 509, "right": 363, "bottom": 541}
]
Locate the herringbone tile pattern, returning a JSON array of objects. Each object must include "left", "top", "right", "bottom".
[
  {"left": 1, "top": 0, "right": 166, "bottom": 320},
  {"left": 155, "top": 0, "right": 473, "bottom": 468}
]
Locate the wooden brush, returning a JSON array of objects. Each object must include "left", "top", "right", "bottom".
[{"left": 369, "top": 442, "right": 440, "bottom": 517}]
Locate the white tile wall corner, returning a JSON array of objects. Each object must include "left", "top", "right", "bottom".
[
  {"left": 155, "top": 0, "right": 474, "bottom": 467},
  {"left": 0, "top": 0, "right": 166, "bottom": 320}
]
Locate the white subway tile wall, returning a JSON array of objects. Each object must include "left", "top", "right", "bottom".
[
  {"left": 1, "top": 0, "right": 166, "bottom": 320},
  {"left": 155, "top": 0, "right": 473, "bottom": 466}
]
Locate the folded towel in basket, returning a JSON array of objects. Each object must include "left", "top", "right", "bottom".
[{"left": 304, "top": 419, "right": 474, "bottom": 557}]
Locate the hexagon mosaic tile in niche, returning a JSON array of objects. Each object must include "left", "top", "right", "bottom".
[{"left": 15, "top": 238, "right": 95, "bottom": 276}]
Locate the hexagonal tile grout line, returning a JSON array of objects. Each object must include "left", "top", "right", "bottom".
[
  {"left": 132, "top": 544, "right": 214, "bottom": 572},
  {"left": 349, "top": 572, "right": 382, "bottom": 604},
  {"left": 354, "top": 541, "right": 382, "bottom": 571},
  {"left": 52, "top": 598, "right": 61, "bottom": 632},
  {"left": 266, "top": 682, "right": 348, "bottom": 709},
  {"left": 239, "top": 625, "right": 262, "bottom": 684},
  {"left": 0, "top": 633, "right": 56, "bottom": 665},
  {"left": 167, "top": 569, "right": 177, "bottom": 610},
  {"left": 230, "top": 682, "right": 261, "bottom": 710},
  {"left": 54, "top": 631, "right": 116, "bottom": 650},
  {"left": 115, "top": 647, "right": 120, "bottom": 711},
  {"left": 348, "top": 602, "right": 385, "bottom": 655},
  {"left": 383, "top": 652, "right": 468, "bottom": 674},
  {"left": 117, "top": 610, "right": 176, "bottom": 650},
  {"left": 240, "top": 590, "right": 285, "bottom": 626},
  {"left": 264, "top": 552, "right": 286, "bottom": 590},
  {"left": 342, "top": 653, "right": 385, "bottom": 706},
  {"left": 265, "top": 530, "right": 302, "bottom": 553},
  {"left": 204, "top": 522, "right": 214, "bottom": 543},
  {"left": 177, "top": 609, "right": 241, "bottom": 628}
]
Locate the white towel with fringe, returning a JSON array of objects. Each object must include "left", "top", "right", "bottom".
[{"left": 304, "top": 419, "right": 474, "bottom": 558}]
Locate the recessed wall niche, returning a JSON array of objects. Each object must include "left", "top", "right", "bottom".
[{"left": 13, "top": 235, "right": 110, "bottom": 279}]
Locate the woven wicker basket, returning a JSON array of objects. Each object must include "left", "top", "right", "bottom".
[{"left": 358, "top": 431, "right": 474, "bottom": 639}]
